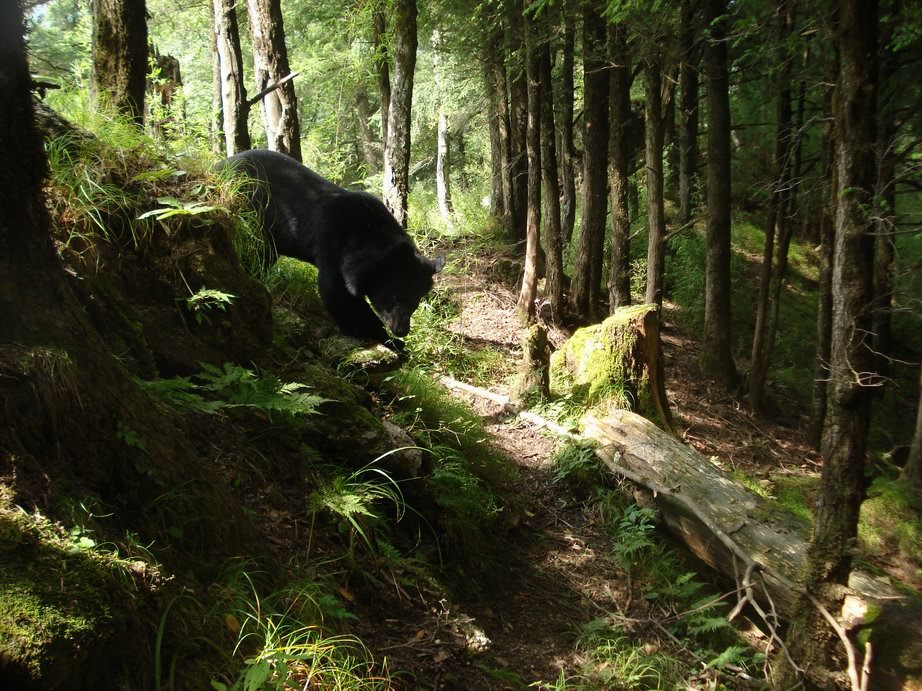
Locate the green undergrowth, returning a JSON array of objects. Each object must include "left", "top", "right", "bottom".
[
  {"left": 0, "top": 490, "right": 158, "bottom": 688},
  {"left": 584, "top": 490, "right": 764, "bottom": 688},
  {"left": 377, "top": 368, "right": 517, "bottom": 560}
]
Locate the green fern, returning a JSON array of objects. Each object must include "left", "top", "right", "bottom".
[{"left": 139, "top": 363, "right": 327, "bottom": 417}]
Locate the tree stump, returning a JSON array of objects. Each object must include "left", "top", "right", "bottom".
[
  {"left": 510, "top": 323, "right": 550, "bottom": 406},
  {"left": 550, "top": 304, "right": 674, "bottom": 434}
]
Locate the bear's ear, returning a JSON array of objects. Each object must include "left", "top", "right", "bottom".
[{"left": 431, "top": 255, "right": 446, "bottom": 274}]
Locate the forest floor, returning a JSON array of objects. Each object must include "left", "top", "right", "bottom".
[{"left": 353, "top": 248, "right": 824, "bottom": 689}]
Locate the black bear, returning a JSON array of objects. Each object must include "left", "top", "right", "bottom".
[{"left": 225, "top": 149, "right": 443, "bottom": 347}]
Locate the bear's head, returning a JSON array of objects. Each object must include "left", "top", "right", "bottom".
[{"left": 365, "top": 245, "right": 445, "bottom": 337}]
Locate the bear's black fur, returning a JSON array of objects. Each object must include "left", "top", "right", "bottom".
[{"left": 225, "top": 149, "right": 443, "bottom": 347}]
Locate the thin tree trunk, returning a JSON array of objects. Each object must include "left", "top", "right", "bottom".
[
  {"left": 246, "top": 0, "right": 301, "bottom": 160},
  {"left": 483, "top": 24, "right": 515, "bottom": 234},
  {"left": 213, "top": 0, "right": 251, "bottom": 156},
  {"left": 507, "top": 6, "right": 528, "bottom": 242},
  {"left": 779, "top": 0, "right": 879, "bottom": 685},
  {"left": 355, "top": 88, "right": 379, "bottom": 172},
  {"left": 433, "top": 29, "right": 453, "bottom": 230},
  {"left": 382, "top": 0, "right": 417, "bottom": 229},
  {"left": 570, "top": 1, "right": 609, "bottom": 322},
  {"left": 608, "top": 24, "right": 632, "bottom": 310},
  {"left": 810, "top": 112, "right": 837, "bottom": 450},
  {"left": 209, "top": 0, "right": 223, "bottom": 154},
  {"left": 557, "top": 4, "right": 577, "bottom": 245},
  {"left": 904, "top": 365, "right": 922, "bottom": 503},
  {"left": 699, "top": 0, "right": 738, "bottom": 389},
  {"left": 91, "top": 0, "right": 148, "bottom": 124},
  {"left": 678, "top": 0, "right": 700, "bottom": 225},
  {"left": 371, "top": 4, "right": 390, "bottom": 145},
  {"left": 750, "top": 0, "right": 795, "bottom": 413},
  {"left": 539, "top": 8, "right": 563, "bottom": 320},
  {"left": 517, "top": 0, "right": 541, "bottom": 323},
  {"left": 643, "top": 58, "right": 666, "bottom": 308},
  {"left": 872, "top": 5, "right": 898, "bottom": 382},
  {"left": 662, "top": 62, "right": 679, "bottom": 200}
]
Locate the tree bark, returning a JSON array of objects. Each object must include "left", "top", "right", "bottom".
[
  {"left": 810, "top": 82, "right": 837, "bottom": 450},
  {"left": 608, "top": 24, "right": 632, "bottom": 310},
  {"left": 91, "top": 0, "right": 148, "bottom": 124},
  {"left": 483, "top": 14, "right": 514, "bottom": 233},
  {"left": 585, "top": 409, "right": 922, "bottom": 690},
  {"left": 871, "top": 7, "right": 898, "bottom": 382},
  {"left": 570, "top": 2, "right": 609, "bottom": 323},
  {"left": 433, "top": 29, "right": 453, "bottom": 230},
  {"left": 209, "top": 0, "right": 223, "bottom": 154},
  {"left": 780, "top": 0, "right": 879, "bottom": 685},
  {"left": 382, "top": 0, "right": 417, "bottom": 229},
  {"left": 246, "top": 0, "right": 301, "bottom": 161},
  {"left": 678, "top": 0, "right": 700, "bottom": 226},
  {"left": 507, "top": 6, "right": 528, "bottom": 242},
  {"left": 355, "top": 88, "right": 380, "bottom": 172},
  {"left": 213, "top": 0, "right": 251, "bottom": 156},
  {"left": 517, "top": 1, "right": 541, "bottom": 323},
  {"left": 643, "top": 59, "right": 666, "bottom": 308},
  {"left": 557, "top": 4, "right": 577, "bottom": 245},
  {"left": 538, "top": 9, "right": 564, "bottom": 320},
  {"left": 905, "top": 365, "right": 922, "bottom": 503},
  {"left": 750, "top": 0, "right": 795, "bottom": 414},
  {"left": 371, "top": 4, "right": 391, "bottom": 145},
  {"left": 699, "top": 0, "right": 738, "bottom": 389}
]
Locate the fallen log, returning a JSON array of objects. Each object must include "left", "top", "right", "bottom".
[{"left": 583, "top": 408, "right": 922, "bottom": 690}]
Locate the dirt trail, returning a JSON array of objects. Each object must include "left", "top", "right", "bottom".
[{"left": 356, "top": 253, "right": 821, "bottom": 688}]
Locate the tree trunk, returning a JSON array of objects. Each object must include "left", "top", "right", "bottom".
[
  {"left": 608, "top": 24, "right": 632, "bottom": 310},
  {"left": 213, "top": 0, "right": 251, "bottom": 156},
  {"left": 678, "top": 0, "right": 700, "bottom": 226},
  {"left": 209, "top": 0, "right": 223, "bottom": 154},
  {"left": 517, "top": 1, "right": 541, "bottom": 323},
  {"left": 809, "top": 83, "right": 837, "bottom": 450},
  {"left": 557, "top": 4, "right": 577, "bottom": 245},
  {"left": 371, "top": 4, "right": 391, "bottom": 145},
  {"left": 570, "top": 2, "right": 609, "bottom": 323},
  {"left": 147, "top": 50, "right": 183, "bottom": 139},
  {"left": 507, "top": 6, "right": 529, "bottom": 242},
  {"left": 643, "top": 59, "right": 666, "bottom": 308},
  {"left": 246, "top": 0, "right": 301, "bottom": 161},
  {"left": 433, "top": 29, "right": 453, "bottom": 230},
  {"left": 483, "top": 16, "right": 514, "bottom": 233},
  {"left": 750, "top": 0, "right": 795, "bottom": 414},
  {"left": 584, "top": 409, "right": 922, "bottom": 690},
  {"left": 539, "top": 10, "right": 564, "bottom": 320},
  {"left": 780, "top": 0, "right": 879, "bottom": 685},
  {"left": 355, "top": 88, "right": 380, "bottom": 172},
  {"left": 382, "top": 0, "right": 417, "bottom": 229},
  {"left": 699, "top": 0, "right": 738, "bottom": 389},
  {"left": 871, "top": 8, "right": 898, "bottom": 382},
  {"left": 905, "top": 366, "right": 922, "bottom": 503},
  {"left": 91, "top": 0, "right": 148, "bottom": 124}
]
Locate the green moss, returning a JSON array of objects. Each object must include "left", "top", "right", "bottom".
[
  {"left": 859, "top": 476, "right": 922, "bottom": 578},
  {"left": 549, "top": 305, "right": 658, "bottom": 419},
  {"left": 0, "top": 501, "right": 152, "bottom": 687}
]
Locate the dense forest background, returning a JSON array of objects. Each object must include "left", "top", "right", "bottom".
[{"left": 2, "top": 0, "right": 921, "bottom": 688}]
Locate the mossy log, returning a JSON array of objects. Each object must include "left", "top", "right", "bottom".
[
  {"left": 584, "top": 409, "right": 922, "bottom": 689},
  {"left": 550, "top": 305, "right": 674, "bottom": 434}
]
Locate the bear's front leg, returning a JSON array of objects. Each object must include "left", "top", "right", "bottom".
[{"left": 317, "top": 269, "right": 391, "bottom": 344}]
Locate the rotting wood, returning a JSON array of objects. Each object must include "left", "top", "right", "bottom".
[
  {"left": 583, "top": 409, "right": 920, "bottom": 691},
  {"left": 440, "top": 376, "right": 922, "bottom": 689}
]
